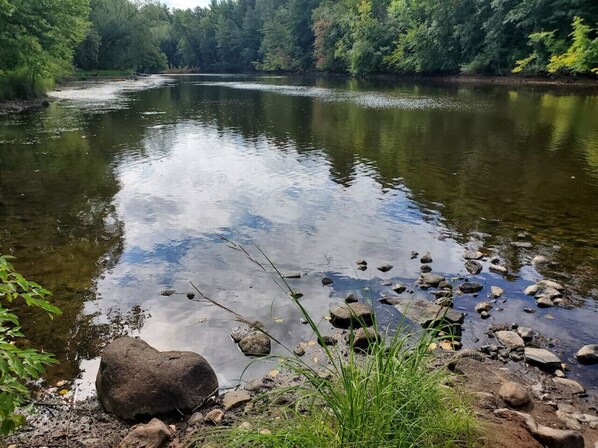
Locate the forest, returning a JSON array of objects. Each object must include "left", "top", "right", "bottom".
[{"left": 1, "top": 0, "right": 597, "bottom": 99}]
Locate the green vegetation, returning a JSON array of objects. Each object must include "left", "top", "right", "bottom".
[
  {"left": 0, "top": 256, "right": 61, "bottom": 435},
  {"left": 1, "top": 0, "right": 597, "bottom": 99}
]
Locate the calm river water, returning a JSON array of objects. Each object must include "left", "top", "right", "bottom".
[{"left": 0, "top": 75, "right": 597, "bottom": 395}]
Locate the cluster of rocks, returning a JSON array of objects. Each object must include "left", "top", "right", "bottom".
[
  {"left": 230, "top": 325, "right": 271, "bottom": 357},
  {"left": 524, "top": 279, "right": 568, "bottom": 308},
  {"left": 328, "top": 302, "right": 380, "bottom": 351}
]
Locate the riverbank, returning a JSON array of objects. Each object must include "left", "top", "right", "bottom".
[{"left": 0, "top": 97, "right": 50, "bottom": 115}]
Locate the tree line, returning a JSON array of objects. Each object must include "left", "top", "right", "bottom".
[{"left": 1, "top": 0, "right": 597, "bottom": 99}]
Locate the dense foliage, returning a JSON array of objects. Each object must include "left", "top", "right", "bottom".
[
  {"left": 0, "top": 256, "right": 60, "bottom": 434},
  {"left": 1, "top": 0, "right": 597, "bottom": 99}
]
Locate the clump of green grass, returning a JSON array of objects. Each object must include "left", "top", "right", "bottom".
[{"left": 192, "top": 245, "right": 477, "bottom": 448}]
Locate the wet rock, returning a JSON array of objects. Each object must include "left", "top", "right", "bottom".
[
  {"left": 553, "top": 378, "right": 585, "bottom": 394},
  {"left": 329, "top": 303, "right": 373, "bottom": 328},
  {"left": 537, "top": 296, "right": 555, "bottom": 308},
  {"left": 517, "top": 327, "right": 533, "bottom": 342},
  {"left": 321, "top": 277, "right": 334, "bottom": 286},
  {"left": 96, "top": 337, "right": 218, "bottom": 420},
  {"left": 459, "top": 282, "right": 483, "bottom": 294},
  {"left": 438, "top": 280, "right": 452, "bottom": 289},
  {"left": 464, "top": 250, "right": 484, "bottom": 260},
  {"left": 351, "top": 327, "right": 380, "bottom": 351},
  {"left": 239, "top": 333, "right": 271, "bottom": 357},
  {"left": 318, "top": 335, "right": 338, "bottom": 346},
  {"left": 391, "top": 298, "right": 464, "bottom": 331},
  {"left": 480, "top": 311, "right": 490, "bottom": 319},
  {"left": 490, "top": 286, "right": 504, "bottom": 298},
  {"left": 489, "top": 264, "right": 508, "bottom": 275},
  {"left": 205, "top": 409, "right": 225, "bottom": 425},
  {"left": 525, "top": 284, "right": 540, "bottom": 296},
  {"left": 537, "top": 280, "right": 564, "bottom": 291},
  {"left": 524, "top": 347, "right": 561, "bottom": 370},
  {"left": 345, "top": 292, "right": 358, "bottom": 303},
  {"left": 539, "top": 287, "right": 562, "bottom": 300},
  {"left": 392, "top": 283, "right": 406, "bottom": 294},
  {"left": 377, "top": 264, "right": 393, "bottom": 272},
  {"left": 499, "top": 382, "right": 531, "bottom": 408},
  {"left": 496, "top": 331, "right": 525, "bottom": 349},
  {"left": 420, "top": 265, "right": 432, "bottom": 273},
  {"left": 186, "top": 292, "right": 195, "bottom": 300},
  {"left": 420, "top": 273, "right": 445, "bottom": 287},
  {"left": 160, "top": 289, "right": 176, "bottom": 296},
  {"left": 410, "top": 251, "right": 418, "bottom": 259},
  {"left": 555, "top": 369, "right": 566, "bottom": 378},
  {"left": 420, "top": 252, "right": 433, "bottom": 263},
  {"left": 475, "top": 302, "right": 493, "bottom": 313},
  {"left": 282, "top": 272, "right": 302, "bottom": 279},
  {"left": 223, "top": 390, "right": 252, "bottom": 411},
  {"left": 432, "top": 290, "right": 452, "bottom": 299},
  {"left": 465, "top": 260, "right": 483, "bottom": 275},
  {"left": 231, "top": 327, "right": 251, "bottom": 343},
  {"left": 532, "top": 255, "right": 548, "bottom": 266},
  {"left": 356, "top": 260, "right": 367, "bottom": 267},
  {"left": 293, "top": 345, "right": 305, "bottom": 356},
  {"left": 575, "top": 344, "right": 598, "bottom": 364},
  {"left": 118, "top": 418, "right": 173, "bottom": 448}
]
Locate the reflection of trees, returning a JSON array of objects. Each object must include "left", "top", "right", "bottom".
[{"left": 175, "top": 78, "right": 598, "bottom": 294}]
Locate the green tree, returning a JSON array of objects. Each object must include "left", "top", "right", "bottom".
[{"left": 547, "top": 16, "right": 598, "bottom": 74}]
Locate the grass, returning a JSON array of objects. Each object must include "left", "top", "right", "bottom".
[{"left": 191, "top": 245, "right": 478, "bottom": 448}]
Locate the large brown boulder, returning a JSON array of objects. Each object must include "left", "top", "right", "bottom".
[{"left": 96, "top": 337, "right": 218, "bottom": 420}]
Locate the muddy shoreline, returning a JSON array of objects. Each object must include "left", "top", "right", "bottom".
[{"left": 0, "top": 97, "right": 50, "bottom": 115}]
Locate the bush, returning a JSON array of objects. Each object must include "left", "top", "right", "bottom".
[{"left": 0, "top": 255, "right": 61, "bottom": 435}]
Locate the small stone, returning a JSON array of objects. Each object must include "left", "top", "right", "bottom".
[
  {"left": 480, "top": 311, "right": 491, "bottom": 319},
  {"left": 496, "top": 331, "right": 525, "bottom": 349},
  {"left": 420, "top": 265, "right": 432, "bottom": 273},
  {"left": 293, "top": 345, "right": 305, "bottom": 356},
  {"left": 345, "top": 293, "right": 358, "bottom": 303},
  {"left": 489, "top": 264, "right": 508, "bottom": 275},
  {"left": 556, "top": 409, "right": 582, "bottom": 430},
  {"left": 524, "top": 348, "right": 561, "bottom": 370},
  {"left": 475, "top": 302, "right": 493, "bottom": 313},
  {"left": 537, "top": 280, "right": 564, "bottom": 291},
  {"left": 464, "top": 250, "right": 484, "bottom": 260},
  {"left": 523, "top": 307, "right": 536, "bottom": 314},
  {"left": 517, "top": 327, "right": 533, "bottom": 342},
  {"left": 356, "top": 260, "right": 367, "bottom": 266},
  {"left": 438, "top": 280, "right": 452, "bottom": 289},
  {"left": 465, "top": 260, "right": 483, "bottom": 275},
  {"left": 329, "top": 303, "right": 373, "bottom": 329},
  {"left": 499, "top": 382, "right": 531, "bottom": 408},
  {"left": 524, "top": 284, "right": 540, "bottom": 296},
  {"left": 351, "top": 327, "right": 380, "bottom": 351},
  {"left": 318, "top": 335, "right": 338, "bottom": 346},
  {"left": 475, "top": 391, "right": 497, "bottom": 409},
  {"left": 459, "top": 282, "right": 483, "bottom": 294},
  {"left": 321, "top": 277, "right": 333, "bottom": 286},
  {"left": 392, "top": 283, "right": 406, "bottom": 294},
  {"left": 377, "top": 264, "right": 393, "bottom": 272},
  {"left": 231, "top": 327, "right": 251, "bottom": 343},
  {"left": 420, "top": 273, "right": 446, "bottom": 287},
  {"left": 187, "top": 412, "right": 204, "bottom": 426},
  {"left": 282, "top": 272, "right": 302, "bottom": 279},
  {"left": 532, "top": 255, "right": 548, "bottom": 266},
  {"left": 575, "top": 344, "right": 598, "bottom": 364},
  {"left": 160, "top": 290, "right": 176, "bottom": 296},
  {"left": 553, "top": 378, "right": 585, "bottom": 394},
  {"left": 420, "top": 252, "right": 433, "bottom": 263},
  {"left": 540, "top": 287, "right": 562, "bottom": 300},
  {"left": 205, "top": 409, "right": 224, "bottom": 425},
  {"left": 536, "top": 296, "right": 554, "bottom": 308},
  {"left": 223, "top": 390, "right": 252, "bottom": 411},
  {"left": 554, "top": 370, "right": 566, "bottom": 378},
  {"left": 490, "top": 286, "right": 504, "bottom": 298},
  {"left": 410, "top": 251, "right": 418, "bottom": 259},
  {"left": 118, "top": 418, "right": 173, "bottom": 448},
  {"left": 238, "top": 333, "right": 271, "bottom": 357}
]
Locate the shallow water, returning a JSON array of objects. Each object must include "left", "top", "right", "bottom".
[{"left": 0, "top": 75, "right": 597, "bottom": 397}]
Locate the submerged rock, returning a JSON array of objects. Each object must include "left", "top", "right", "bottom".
[
  {"left": 420, "top": 264, "right": 432, "bottom": 273},
  {"left": 475, "top": 301, "right": 493, "bottom": 313},
  {"left": 96, "top": 337, "right": 218, "bottom": 420},
  {"left": 345, "top": 292, "right": 359, "bottom": 303}
]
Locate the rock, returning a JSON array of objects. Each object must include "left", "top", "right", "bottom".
[
  {"left": 489, "top": 264, "right": 508, "bottom": 275},
  {"left": 238, "top": 333, "right": 271, "bottom": 357},
  {"left": 524, "top": 348, "right": 561, "bottom": 370},
  {"left": 293, "top": 345, "right": 305, "bottom": 356},
  {"left": 118, "top": 419, "right": 173, "bottom": 448},
  {"left": 499, "top": 382, "right": 531, "bottom": 408},
  {"left": 186, "top": 292, "right": 195, "bottom": 300},
  {"left": 420, "top": 273, "right": 445, "bottom": 287},
  {"left": 205, "top": 409, "right": 225, "bottom": 425},
  {"left": 377, "top": 264, "right": 393, "bottom": 272},
  {"left": 187, "top": 412, "right": 204, "bottom": 426},
  {"left": 459, "top": 282, "right": 483, "bottom": 294},
  {"left": 557, "top": 409, "right": 582, "bottom": 430},
  {"left": 480, "top": 311, "right": 490, "bottom": 319},
  {"left": 322, "top": 277, "right": 333, "bottom": 286},
  {"left": 345, "top": 292, "right": 358, "bottom": 303},
  {"left": 41, "top": 99, "right": 50, "bottom": 107},
  {"left": 96, "top": 337, "right": 218, "bottom": 420},
  {"left": 465, "top": 260, "right": 483, "bottom": 275},
  {"left": 381, "top": 280, "right": 392, "bottom": 286},
  {"left": 464, "top": 250, "right": 484, "bottom": 260},
  {"left": 490, "top": 286, "right": 504, "bottom": 298},
  {"left": 410, "top": 251, "right": 418, "bottom": 259},
  {"left": 318, "top": 335, "right": 338, "bottom": 346},
  {"left": 475, "top": 302, "right": 493, "bottom": 313},
  {"left": 532, "top": 255, "right": 548, "bottom": 266},
  {"left": 496, "top": 331, "right": 525, "bottom": 349},
  {"left": 512, "top": 241, "right": 532, "bottom": 248},
  {"left": 539, "top": 287, "right": 562, "bottom": 300},
  {"left": 160, "top": 289, "right": 176, "bottom": 296},
  {"left": 351, "top": 327, "right": 380, "bottom": 351},
  {"left": 537, "top": 280, "right": 564, "bottom": 291},
  {"left": 555, "top": 369, "right": 566, "bottom": 378},
  {"left": 420, "top": 265, "right": 432, "bottom": 273},
  {"left": 356, "top": 260, "right": 367, "bottom": 266},
  {"left": 524, "top": 284, "right": 540, "bottom": 296},
  {"left": 231, "top": 327, "right": 251, "bottom": 343},
  {"left": 282, "top": 272, "right": 302, "bottom": 279},
  {"left": 420, "top": 252, "right": 433, "bottom": 263},
  {"left": 536, "top": 296, "right": 554, "bottom": 308},
  {"left": 435, "top": 296, "right": 453, "bottom": 307},
  {"left": 553, "top": 378, "right": 585, "bottom": 394},
  {"left": 575, "top": 344, "right": 598, "bottom": 364},
  {"left": 489, "top": 256, "right": 501, "bottom": 265},
  {"left": 517, "top": 327, "right": 533, "bottom": 342},
  {"left": 438, "top": 280, "right": 452, "bottom": 289},
  {"left": 525, "top": 415, "right": 584, "bottom": 448},
  {"left": 329, "top": 303, "right": 374, "bottom": 329},
  {"left": 391, "top": 298, "right": 464, "bottom": 331},
  {"left": 475, "top": 391, "right": 497, "bottom": 409},
  {"left": 223, "top": 390, "right": 252, "bottom": 411},
  {"left": 392, "top": 283, "right": 406, "bottom": 294}
]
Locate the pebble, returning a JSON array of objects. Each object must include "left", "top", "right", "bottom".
[
  {"left": 465, "top": 260, "right": 483, "bottom": 275},
  {"left": 410, "top": 251, "right": 418, "bottom": 259},
  {"left": 475, "top": 302, "right": 493, "bottom": 313},
  {"left": 205, "top": 409, "right": 225, "bottom": 424},
  {"left": 377, "top": 264, "right": 393, "bottom": 272},
  {"left": 459, "top": 282, "right": 483, "bottom": 293},
  {"left": 420, "top": 252, "right": 433, "bottom": 263},
  {"left": 356, "top": 260, "right": 367, "bottom": 266},
  {"left": 223, "top": 390, "right": 252, "bottom": 411}
]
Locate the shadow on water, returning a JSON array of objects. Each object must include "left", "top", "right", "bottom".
[{"left": 0, "top": 74, "right": 596, "bottom": 394}]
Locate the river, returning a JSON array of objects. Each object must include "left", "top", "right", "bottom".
[{"left": 0, "top": 74, "right": 597, "bottom": 396}]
